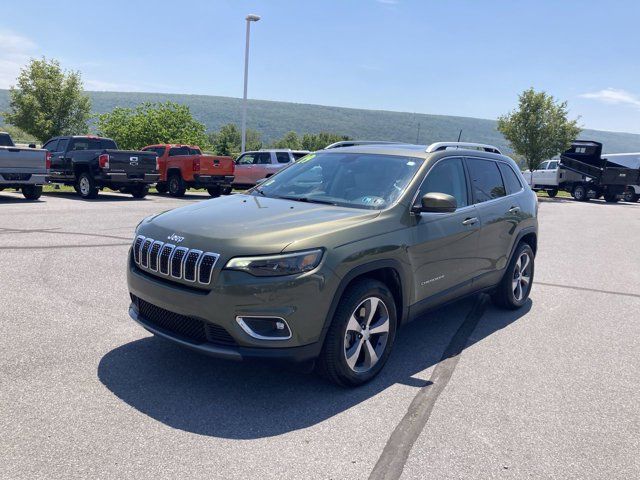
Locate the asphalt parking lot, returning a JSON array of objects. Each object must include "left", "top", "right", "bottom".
[{"left": 1, "top": 190, "right": 638, "bottom": 480}]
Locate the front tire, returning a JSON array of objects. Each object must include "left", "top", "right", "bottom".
[
  {"left": 207, "top": 186, "right": 221, "bottom": 197},
  {"left": 22, "top": 185, "right": 42, "bottom": 200},
  {"left": 317, "top": 279, "right": 397, "bottom": 387},
  {"left": 76, "top": 172, "right": 99, "bottom": 199},
  {"left": 155, "top": 182, "right": 168, "bottom": 194},
  {"left": 168, "top": 174, "right": 186, "bottom": 197},
  {"left": 492, "top": 243, "right": 535, "bottom": 310},
  {"left": 547, "top": 189, "right": 558, "bottom": 198}
]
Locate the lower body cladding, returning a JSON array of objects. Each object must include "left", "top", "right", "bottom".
[{"left": 127, "top": 261, "right": 340, "bottom": 363}]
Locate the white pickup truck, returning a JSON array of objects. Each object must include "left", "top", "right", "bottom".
[
  {"left": 0, "top": 132, "right": 49, "bottom": 200},
  {"left": 524, "top": 141, "right": 640, "bottom": 203}
]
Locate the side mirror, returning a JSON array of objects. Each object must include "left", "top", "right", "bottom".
[
  {"left": 414, "top": 192, "right": 457, "bottom": 213},
  {"left": 28, "top": 143, "right": 36, "bottom": 149}
]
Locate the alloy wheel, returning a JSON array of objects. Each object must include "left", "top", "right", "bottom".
[
  {"left": 343, "top": 297, "right": 390, "bottom": 373},
  {"left": 79, "top": 177, "right": 90, "bottom": 196},
  {"left": 512, "top": 252, "right": 532, "bottom": 301}
]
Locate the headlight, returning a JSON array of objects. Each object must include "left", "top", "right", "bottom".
[{"left": 224, "top": 249, "right": 323, "bottom": 277}]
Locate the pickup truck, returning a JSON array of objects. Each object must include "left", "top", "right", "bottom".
[
  {"left": 44, "top": 135, "right": 160, "bottom": 199},
  {"left": 142, "top": 144, "right": 234, "bottom": 197},
  {"left": 524, "top": 140, "right": 640, "bottom": 203},
  {"left": 0, "top": 132, "right": 49, "bottom": 200}
]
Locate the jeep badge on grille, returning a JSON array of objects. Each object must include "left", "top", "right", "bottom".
[{"left": 167, "top": 233, "right": 185, "bottom": 243}]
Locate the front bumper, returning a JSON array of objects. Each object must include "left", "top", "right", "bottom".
[{"left": 126, "top": 259, "right": 339, "bottom": 362}]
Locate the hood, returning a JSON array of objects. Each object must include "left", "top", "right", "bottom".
[{"left": 137, "top": 194, "right": 380, "bottom": 257}]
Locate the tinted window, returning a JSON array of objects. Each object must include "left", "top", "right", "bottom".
[
  {"left": 418, "top": 158, "right": 468, "bottom": 209},
  {"left": 189, "top": 147, "right": 201, "bottom": 155},
  {"left": 467, "top": 159, "right": 506, "bottom": 203},
  {"left": 292, "top": 152, "right": 308, "bottom": 160},
  {"left": 236, "top": 153, "right": 256, "bottom": 165},
  {"left": 43, "top": 139, "right": 59, "bottom": 152},
  {"left": 145, "top": 147, "right": 166, "bottom": 157},
  {"left": 169, "top": 146, "right": 190, "bottom": 156},
  {"left": 57, "top": 139, "right": 69, "bottom": 152},
  {"left": 257, "top": 152, "right": 272, "bottom": 164},
  {"left": 0, "top": 133, "right": 14, "bottom": 147},
  {"left": 71, "top": 138, "right": 104, "bottom": 151},
  {"left": 498, "top": 163, "right": 523, "bottom": 195},
  {"left": 101, "top": 139, "right": 117, "bottom": 149},
  {"left": 276, "top": 152, "right": 291, "bottom": 164},
  {"left": 547, "top": 161, "right": 558, "bottom": 169}
]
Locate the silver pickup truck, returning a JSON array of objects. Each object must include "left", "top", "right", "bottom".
[{"left": 0, "top": 132, "right": 49, "bottom": 200}]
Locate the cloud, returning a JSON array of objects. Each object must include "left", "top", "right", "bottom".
[
  {"left": 580, "top": 88, "right": 640, "bottom": 109},
  {"left": 0, "top": 30, "right": 37, "bottom": 88}
]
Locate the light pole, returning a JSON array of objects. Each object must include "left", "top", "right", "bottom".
[{"left": 241, "top": 14, "right": 260, "bottom": 154}]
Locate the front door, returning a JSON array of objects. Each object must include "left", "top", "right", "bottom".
[
  {"left": 408, "top": 157, "right": 481, "bottom": 307},
  {"left": 233, "top": 153, "right": 257, "bottom": 185}
]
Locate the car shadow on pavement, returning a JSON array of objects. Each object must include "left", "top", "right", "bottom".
[
  {"left": 42, "top": 191, "right": 150, "bottom": 202},
  {"left": 98, "top": 296, "right": 531, "bottom": 439}
]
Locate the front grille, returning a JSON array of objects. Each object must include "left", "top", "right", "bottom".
[
  {"left": 132, "top": 295, "right": 236, "bottom": 346},
  {"left": 133, "top": 235, "right": 219, "bottom": 285}
]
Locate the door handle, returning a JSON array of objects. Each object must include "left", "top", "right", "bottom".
[
  {"left": 508, "top": 206, "right": 521, "bottom": 213},
  {"left": 462, "top": 217, "right": 478, "bottom": 226}
]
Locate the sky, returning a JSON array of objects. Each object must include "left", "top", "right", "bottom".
[{"left": 1, "top": 0, "right": 639, "bottom": 133}]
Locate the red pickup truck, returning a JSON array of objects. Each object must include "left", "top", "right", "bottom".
[{"left": 142, "top": 144, "right": 234, "bottom": 197}]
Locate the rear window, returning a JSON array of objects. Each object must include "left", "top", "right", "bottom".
[
  {"left": 71, "top": 138, "right": 116, "bottom": 151},
  {"left": 292, "top": 152, "right": 308, "bottom": 160},
  {"left": 498, "top": 163, "right": 523, "bottom": 195},
  {"left": 144, "top": 146, "right": 166, "bottom": 157},
  {"left": 0, "top": 133, "right": 14, "bottom": 147},
  {"left": 467, "top": 159, "right": 506, "bottom": 203},
  {"left": 169, "top": 146, "right": 190, "bottom": 156},
  {"left": 189, "top": 147, "right": 201, "bottom": 155}
]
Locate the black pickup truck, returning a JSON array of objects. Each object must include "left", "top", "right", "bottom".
[{"left": 44, "top": 135, "right": 160, "bottom": 199}]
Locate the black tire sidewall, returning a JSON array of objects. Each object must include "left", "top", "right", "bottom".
[
  {"left": 22, "top": 185, "right": 42, "bottom": 200},
  {"left": 321, "top": 280, "right": 397, "bottom": 386},
  {"left": 501, "top": 243, "right": 535, "bottom": 309},
  {"left": 168, "top": 175, "right": 185, "bottom": 196}
]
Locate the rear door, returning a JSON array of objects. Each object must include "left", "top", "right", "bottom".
[
  {"left": 43, "top": 138, "right": 61, "bottom": 172},
  {"left": 408, "top": 157, "right": 481, "bottom": 304},
  {"left": 465, "top": 157, "right": 518, "bottom": 287},
  {"left": 250, "top": 152, "right": 274, "bottom": 183}
]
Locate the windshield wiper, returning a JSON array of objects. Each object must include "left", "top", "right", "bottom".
[
  {"left": 253, "top": 187, "right": 267, "bottom": 196},
  {"left": 277, "top": 195, "right": 338, "bottom": 206}
]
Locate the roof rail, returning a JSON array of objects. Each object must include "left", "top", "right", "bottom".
[
  {"left": 426, "top": 142, "right": 502, "bottom": 154},
  {"left": 324, "top": 140, "right": 403, "bottom": 149}
]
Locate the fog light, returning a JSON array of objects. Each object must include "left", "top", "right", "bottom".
[{"left": 236, "top": 316, "right": 292, "bottom": 340}]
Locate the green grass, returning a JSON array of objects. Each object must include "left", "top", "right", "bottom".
[{"left": 536, "top": 189, "right": 571, "bottom": 199}]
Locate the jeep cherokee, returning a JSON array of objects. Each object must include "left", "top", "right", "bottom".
[{"left": 127, "top": 141, "right": 538, "bottom": 386}]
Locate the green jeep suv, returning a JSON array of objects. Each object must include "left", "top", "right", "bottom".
[{"left": 128, "top": 142, "right": 538, "bottom": 386}]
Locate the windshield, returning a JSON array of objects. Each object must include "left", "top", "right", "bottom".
[{"left": 253, "top": 152, "right": 422, "bottom": 209}]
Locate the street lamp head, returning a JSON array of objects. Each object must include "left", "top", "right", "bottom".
[{"left": 246, "top": 14, "right": 261, "bottom": 22}]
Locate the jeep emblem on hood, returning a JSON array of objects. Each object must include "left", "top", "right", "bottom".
[{"left": 167, "top": 233, "right": 185, "bottom": 243}]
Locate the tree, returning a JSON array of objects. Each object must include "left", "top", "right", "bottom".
[
  {"left": 97, "top": 102, "right": 209, "bottom": 150},
  {"left": 301, "top": 132, "right": 351, "bottom": 151},
  {"left": 497, "top": 88, "right": 581, "bottom": 171},
  {"left": 208, "top": 123, "right": 262, "bottom": 156},
  {"left": 3, "top": 58, "right": 91, "bottom": 142},
  {"left": 271, "top": 131, "right": 302, "bottom": 149}
]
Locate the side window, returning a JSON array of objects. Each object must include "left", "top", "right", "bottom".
[
  {"left": 537, "top": 161, "right": 549, "bottom": 171},
  {"left": 467, "top": 159, "right": 506, "bottom": 203},
  {"left": 57, "top": 139, "right": 69, "bottom": 152},
  {"left": 276, "top": 152, "right": 291, "bottom": 164},
  {"left": 236, "top": 153, "right": 256, "bottom": 165},
  {"left": 547, "top": 161, "right": 558, "bottom": 170},
  {"left": 168, "top": 147, "right": 189, "bottom": 157},
  {"left": 417, "top": 157, "right": 468, "bottom": 209},
  {"left": 498, "top": 163, "right": 523, "bottom": 195},
  {"left": 257, "top": 152, "right": 272, "bottom": 164},
  {"left": 71, "top": 140, "right": 89, "bottom": 151},
  {"left": 43, "top": 139, "right": 59, "bottom": 152}
]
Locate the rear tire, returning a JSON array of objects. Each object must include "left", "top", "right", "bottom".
[
  {"left": 22, "top": 185, "right": 42, "bottom": 200},
  {"left": 155, "top": 182, "right": 168, "bottom": 194},
  {"left": 623, "top": 189, "right": 639, "bottom": 203},
  {"left": 221, "top": 186, "right": 232, "bottom": 195},
  {"left": 76, "top": 172, "right": 99, "bottom": 199},
  {"left": 492, "top": 243, "right": 535, "bottom": 310},
  {"left": 572, "top": 184, "right": 588, "bottom": 201},
  {"left": 317, "top": 279, "right": 397, "bottom": 387},
  {"left": 547, "top": 189, "right": 558, "bottom": 198},
  {"left": 207, "top": 186, "right": 221, "bottom": 197},
  {"left": 168, "top": 174, "right": 186, "bottom": 197},
  {"left": 130, "top": 185, "right": 149, "bottom": 199}
]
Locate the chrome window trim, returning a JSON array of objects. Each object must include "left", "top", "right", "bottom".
[{"left": 235, "top": 316, "right": 293, "bottom": 341}]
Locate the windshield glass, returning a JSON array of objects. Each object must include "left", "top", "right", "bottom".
[{"left": 252, "top": 152, "right": 422, "bottom": 209}]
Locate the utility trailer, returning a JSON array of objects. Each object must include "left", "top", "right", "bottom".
[
  {"left": 600, "top": 152, "right": 640, "bottom": 202},
  {"left": 525, "top": 140, "right": 640, "bottom": 202}
]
